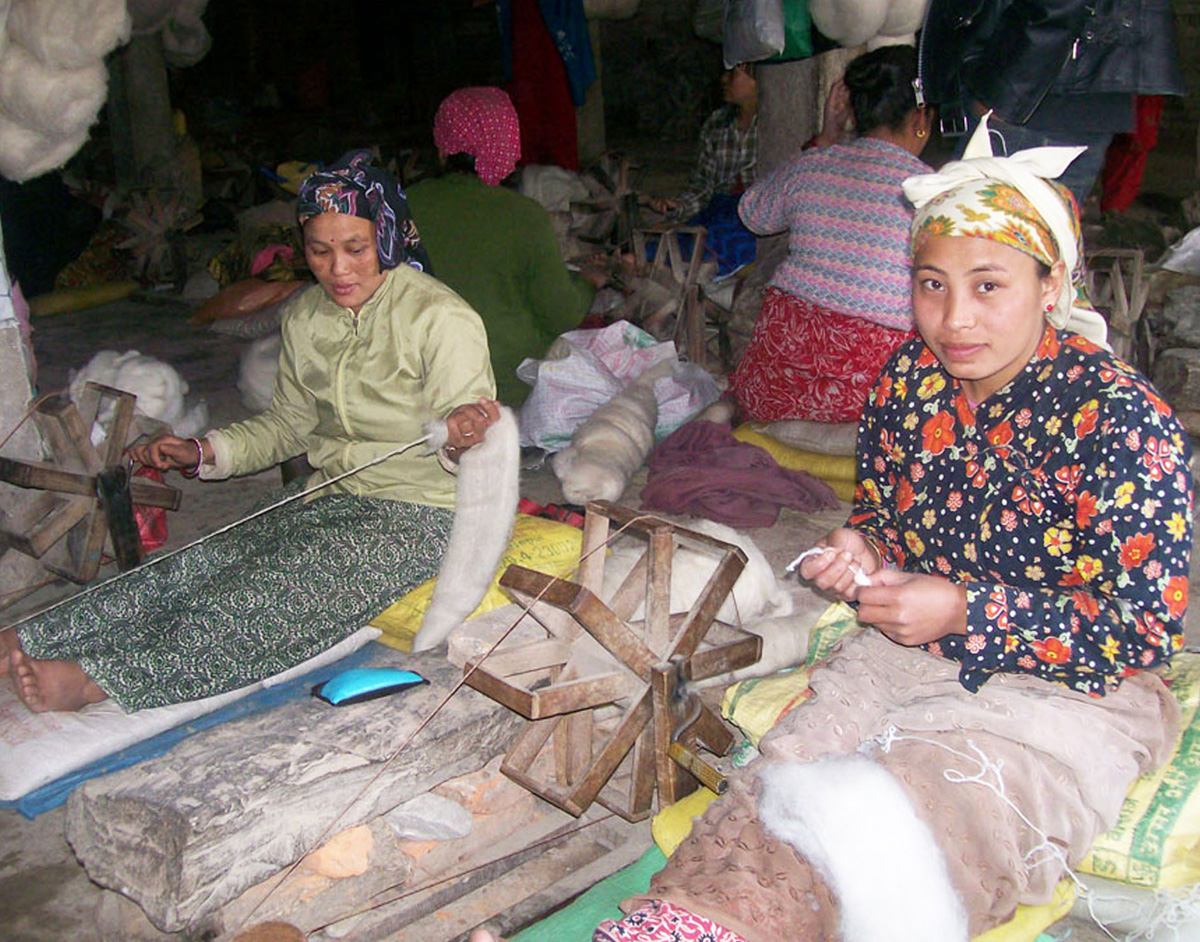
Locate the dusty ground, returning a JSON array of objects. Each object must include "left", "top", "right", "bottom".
[{"left": 2, "top": 136, "right": 1199, "bottom": 941}]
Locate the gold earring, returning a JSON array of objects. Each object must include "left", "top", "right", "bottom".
[{"left": 916, "top": 128, "right": 927, "bottom": 138}]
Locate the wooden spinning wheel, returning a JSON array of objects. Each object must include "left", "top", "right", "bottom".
[
  {"left": 463, "top": 501, "right": 762, "bottom": 822},
  {"left": 0, "top": 382, "right": 180, "bottom": 590}
]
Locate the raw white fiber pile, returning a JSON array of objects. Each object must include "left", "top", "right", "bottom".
[
  {"left": 0, "top": 0, "right": 212, "bottom": 181},
  {"left": 0, "top": 0, "right": 130, "bottom": 181},
  {"left": 69, "top": 348, "right": 209, "bottom": 442},
  {"left": 237, "top": 333, "right": 282, "bottom": 414}
]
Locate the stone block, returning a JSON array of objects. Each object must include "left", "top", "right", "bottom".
[{"left": 384, "top": 793, "right": 474, "bottom": 842}]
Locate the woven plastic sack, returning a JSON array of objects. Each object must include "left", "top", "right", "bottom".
[
  {"left": 1076, "top": 651, "right": 1200, "bottom": 889},
  {"left": 723, "top": 0, "right": 785, "bottom": 68},
  {"left": 517, "top": 321, "right": 720, "bottom": 452}
]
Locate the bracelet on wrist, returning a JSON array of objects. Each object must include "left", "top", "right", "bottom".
[{"left": 181, "top": 438, "right": 205, "bottom": 478}]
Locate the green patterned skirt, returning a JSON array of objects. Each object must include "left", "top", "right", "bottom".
[{"left": 18, "top": 494, "right": 453, "bottom": 711}]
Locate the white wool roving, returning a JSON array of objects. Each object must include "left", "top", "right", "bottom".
[
  {"left": 0, "top": 113, "right": 88, "bottom": 182},
  {"left": 0, "top": 0, "right": 130, "bottom": 182},
  {"left": 237, "top": 334, "right": 281, "bottom": 414},
  {"left": 0, "top": 49, "right": 107, "bottom": 140},
  {"left": 69, "top": 349, "right": 209, "bottom": 441},
  {"left": 7, "top": 0, "right": 131, "bottom": 69},
  {"left": 551, "top": 358, "right": 676, "bottom": 504},
  {"left": 601, "top": 516, "right": 793, "bottom": 626},
  {"left": 410, "top": 406, "right": 520, "bottom": 653},
  {"left": 759, "top": 755, "right": 969, "bottom": 942}
]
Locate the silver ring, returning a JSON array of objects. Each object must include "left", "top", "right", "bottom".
[{"left": 463, "top": 430, "right": 475, "bottom": 437}]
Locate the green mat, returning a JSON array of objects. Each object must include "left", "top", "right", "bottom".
[{"left": 512, "top": 846, "right": 667, "bottom": 941}]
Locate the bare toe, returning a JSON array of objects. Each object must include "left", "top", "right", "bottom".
[{"left": 10, "top": 650, "right": 106, "bottom": 713}]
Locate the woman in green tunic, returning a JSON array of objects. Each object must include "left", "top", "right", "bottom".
[
  {"left": 7, "top": 150, "right": 500, "bottom": 713},
  {"left": 406, "top": 86, "right": 610, "bottom": 405}
]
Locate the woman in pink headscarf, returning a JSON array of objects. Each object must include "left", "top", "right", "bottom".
[{"left": 407, "top": 87, "right": 610, "bottom": 406}]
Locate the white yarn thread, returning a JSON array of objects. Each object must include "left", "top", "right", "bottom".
[
  {"left": 870, "top": 726, "right": 1200, "bottom": 942},
  {"left": 785, "top": 546, "right": 872, "bottom": 586}
]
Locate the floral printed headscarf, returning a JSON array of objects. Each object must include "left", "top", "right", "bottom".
[
  {"left": 902, "top": 114, "right": 1107, "bottom": 349},
  {"left": 296, "top": 149, "right": 431, "bottom": 273},
  {"left": 432, "top": 87, "right": 521, "bottom": 187}
]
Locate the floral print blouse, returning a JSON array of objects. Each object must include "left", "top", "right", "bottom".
[{"left": 850, "top": 326, "right": 1194, "bottom": 696}]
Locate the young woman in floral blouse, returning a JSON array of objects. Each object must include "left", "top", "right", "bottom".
[{"left": 471, "top": 118, "right": 1193, "bottom": 942}]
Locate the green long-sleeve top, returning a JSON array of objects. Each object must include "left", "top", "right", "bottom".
[
  {"left": 203, "top": 265, "right": 495, "bottom": 508},
  {"left": 405, "top": 173, "right": 594, "bottom": 405}
]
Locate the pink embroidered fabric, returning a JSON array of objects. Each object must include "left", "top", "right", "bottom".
[
  {"left": 432, "top": 86, "right": 522, "bottom": 186},
  {"left": 594, "top": 899, "right": 749, "bottom": 942}
]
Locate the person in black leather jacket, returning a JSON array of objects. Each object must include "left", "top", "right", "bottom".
[{"left": 916, "top": 0, "right": 1184, "bottom": 205}]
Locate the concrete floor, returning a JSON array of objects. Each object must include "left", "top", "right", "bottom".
[{"left": 2, "top": 135, "right": 1199, "bottom": 942}]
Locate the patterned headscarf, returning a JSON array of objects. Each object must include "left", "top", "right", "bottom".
[
  {"left": 902, "top": 114, "right": 1107, "bottom": 349},
  {"left": 432, "top": 87, "right": 521, "bottom": 187},
  {"left": 296, "top": 149, "right": 431, "bottom": 273}
]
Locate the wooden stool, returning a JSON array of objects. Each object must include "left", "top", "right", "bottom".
[
  {"left": 0, "top": 382, "right": 180, "bottom": 589},
  {"left": 463, "top": 501, "right": 762, "bottom": 822}
]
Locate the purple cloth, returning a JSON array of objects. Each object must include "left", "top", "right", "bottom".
[{"left": 640, "top": 421, "right": 839, "bottom": 527}]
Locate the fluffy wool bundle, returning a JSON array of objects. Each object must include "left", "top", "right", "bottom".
[
  {"left": 7, "top": 0, "right": 131, "bottom": 69},
  {"left": 808, "top": 0, "right": 928, "bottom": 48},
  {"left": 69, "top": 349, "right": 209, "bottom": 441},
  {"left": 237, "top": 334, "right": 281, "bottom": 414},
  {"left": 0, "top": 48, "right": 108, "bottom": 141},
  {"left": 601, "top": 516, "right": 793, "bottom": 626},
  {"left": 410, "top": 406, "right": 521, "bottom": 652},
  {"left": 0, "top": 0, "right": 130, "bottom": 181},
  {"left": 759, "top": 755, "right": 969, "bottom": 942},
  {"left": 0, "top": 112, "right": 89, "bottom": 182},
  {"left": 551, "top": 359, "right": 675, "bottom": 504}
]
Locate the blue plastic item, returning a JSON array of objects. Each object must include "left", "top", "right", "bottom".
[{"left": 312, "top": 668, "right": 428, "bottom": 706}]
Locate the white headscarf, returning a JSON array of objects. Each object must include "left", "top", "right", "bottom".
[{"left": 901, "top": 114, "right": 1109, "bottom": 349}]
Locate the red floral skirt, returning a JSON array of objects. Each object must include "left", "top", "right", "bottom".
[
  {"left": 729, "top": 287, "right": 914, "bottom": 423},
  {"left": 594, "top": 900, "right": 747, "bottom": 942}
]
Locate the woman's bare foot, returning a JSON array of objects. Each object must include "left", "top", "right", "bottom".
[
  {"left": 468, "top": 929, "right": 505, "bottom": 942},
  {"left": 9, "top": 649, "right": 107, "bottom": 712}
]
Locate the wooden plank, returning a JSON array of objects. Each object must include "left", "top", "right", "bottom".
[
  {"left": 389, "top": 831, "right": 613, "bottom": 942},
  {"left": 36, "top": 398, "right": 101, "bottom": 473},
  {"left": 683, "top": 632, "right": 763, "bottom": 682},
  {"left": 73, "top": 392, "right": 139, "bottom": 580},
  {"left": 562, "top": 690, "right": 652, "bottom": 820},
  {"left": 645, "top": 526, "right": 673, "bottom": 653},
  {"left": 690, "top": 702, "right": 735, "bottom": 756},
  {"left": 577, "top": 504, "right": 610, "bottom": 593},
  {"left": 571, "top": 591, "right": 659, "bottom": 680},
  {"left": 557, "top": 709, "right": 593, "bottom": 787},
  {"left": 671, "top": 552, "right": 746, "bottom": 660},
  {"left": 651, "top": 665, "right": 687, "bottom": 806},
  {"left": 534, "top": 672, "right": 632, "bottom": 719},
  {"left": 467, "top": 638, "right": 571, "bottom": 679},
  {"left": 17, "top": 495, "right": 94, "bottom": 559},
  {"left": 606, "top": 550, "right": 649, "bottom": 622},
  {"left": 462, "top": 664, "right": 538, "bottom": 718},
  {"left": 0, "top": 457, "right": 181, "bottom": 510},
  {"left": 500, "top": 568, "right": 660, "bottom": 680},
  {"left": 99, "top": 390, "right": 136, "bottom": 466},
  {"left": 627, "top": 725, "right": 657, "bottom": 818},
  {"left": 502, "top": 714, "right": 563, "bottom": 775}
]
